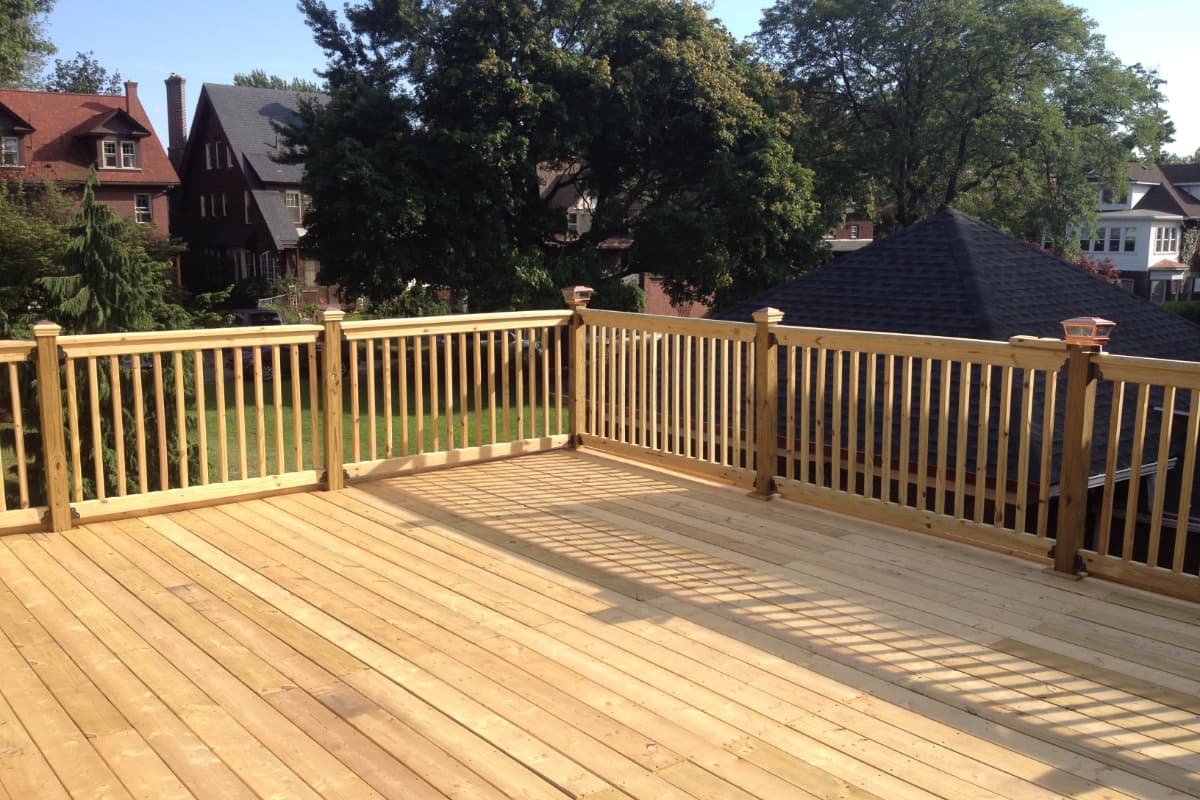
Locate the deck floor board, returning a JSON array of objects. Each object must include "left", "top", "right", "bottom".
[{"left": 0, "top": 450, "right": 1195, "bottom": 799}]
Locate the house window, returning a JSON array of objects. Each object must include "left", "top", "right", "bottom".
[
  {"left": 1101, "top": 187, "right": 1115, "bottom": 204},
  {"left": 214, "top": 141, "right": 223, "bottom": 168},
  {"left": 244, "top": 190, "right": 251, "bottom": 224},
  {"left": 102, "top": 140, "right": 118, "bottom": 168},
  {"left": 134, "top": 194, "right": 151, "bottom": 224},
  {"left": 1107, "top": 227, "right": 1120, "bottom": 252},
  {"left": 226, "top": 146, "right": 234, "bottom": 169},
  {"left": 1093, "top": 227, "right": 1106, "bottom": 252},
  {"left": 120, "top": 140, "right": 136, "bottom": 168},
  {"left": 257, "top": 251, "right": 279, "bottom": 280},
  {"left": 1124, "top": 227, "right": 1136, "bottom": 252},
  {"left": 850, "top": 224, "right": 860, "bottom": 240},
  {"left": 205, "top": 142, "right": 213, "bottom": 170},
  {"left": 1, "top": 136, "right": 19, "bottom": 167},
  {"left": 1154, "top": 226, "right": 1179, "bottom": 254},
  {"left": 200, "top": 194, "right": 207, "bottom": 218},
  {"left": 221, "top": 192, "right": 228, "bottom": 217},
  {"left": 285, "top": 191, "right": 301, "bottom": 224},
  {"left": 1078, "top": 227, "right": 1089, "bottom": 251}
]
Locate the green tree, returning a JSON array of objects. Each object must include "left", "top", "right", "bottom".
[
  {"left": 43, "top": 50, "right": 123, "bottom": 94},
  {"left": 287, "top": 0, "right": 823, "bottom": 311},
  {"left": 233, "top": 69, "right": 322, "bottom": 93},
  {"left": 0, "top": 179, "right": 70, "bottom": 336},
  {"left": 38, "top": 169, "right": 172, "bottom": 333},
  {"left": 0, "top": 0, "right": 55, "bottom": 88},
  {"left": 756, "top": 0, "right": 1175, "bottom": 243}
]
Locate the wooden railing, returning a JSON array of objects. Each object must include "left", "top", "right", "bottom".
[
  {"left": 337, "top": 310, "right": 573, "bottom": 480},
  {"left": 0, "top": 304, "right": 1196, "bottom": 600}
]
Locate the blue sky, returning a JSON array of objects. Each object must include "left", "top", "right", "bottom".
[{"left": 42, "top": 0, "right": 1198, "bottom": 159}]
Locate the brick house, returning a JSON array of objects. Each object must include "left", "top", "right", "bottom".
[
  {"left": 0, "top": 82, "right": 178, "bottom": 236},
  {"left": 167, "top": 77, "right": 334, "bottom": 304}
]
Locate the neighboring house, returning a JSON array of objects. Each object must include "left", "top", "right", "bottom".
[
  {"left": 718, "top": 208, "right": 1200, "bottom": 556},
  {"left": 1081, "top": 163, "right": 1200, "bottom": 300},
  {"left": 167, "top": 78, "right": 334, "bottom": 304},
  {"left": 824, "top": 217, "right": 874, "bottom": 254},
  {"left": 537, "top": 164, "right": 708, "bottom": 318},
  {"left": 0, "top": 82, "right": 178, "bottom": 236}
]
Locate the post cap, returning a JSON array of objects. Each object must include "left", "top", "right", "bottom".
[
  {"left": 320, "top": 307, "right": 346, "bottom": 322},
  {"left": 1060, "top": 316, "right": 1115, "bottom": 347},
  {"left": 32, "top": 320, "right": 62, "bottom": 336},
  {"left": 752, "top": 307, "right": 784, "bottom": 325},
  {"left": 561, "top": 285, "right": 594, "bottom": 308}
]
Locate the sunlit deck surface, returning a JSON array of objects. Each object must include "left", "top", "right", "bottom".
[{"left": 1, "top": 451, "right": 1198, "bottom": 800}]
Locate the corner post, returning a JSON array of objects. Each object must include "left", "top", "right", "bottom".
[
  {"left": 1054, "top": 342, "right": 1099, "bottom": 576},
  {"left": 320, "top": 308, "right": 345, "bottom": 491},
  {"left": 33, "top": 322, "right": 71, "bottom": 531},
  {"left": 562, "top": 286, "right": 593, "bottom": 448},
  {"left": 752, "top": 307, "right": 784, "bottom": 497}
]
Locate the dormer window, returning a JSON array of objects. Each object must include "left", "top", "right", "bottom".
[
  {"left": 1, "top": 135, "right": 18, "bottom": 167},
  {"left": 100, "top": 138, "right": 137, "bottom": 169}
]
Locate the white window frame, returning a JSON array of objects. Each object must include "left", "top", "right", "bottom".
[
  {"left": 1, "top": 135, "right": 19, "bottom": 167},
  {"left": 102, "top": 140, "right": 118, "bottom": 168},
  {"left": 221, "top": 192, "right": 228, "bottom": 217},
  {"left": 1154, "top": 226, "right": 1179, "bottom": 254},
  {"left": 1094, "top": 227, "right": 1106, "bottom": 252},
  {"left": 199, "top": 194, "right": 207, "bottom": 218},
  {"left": 1123, "top": 227, "right": 1136, "bottom": 252},
  {"left": 134, "top": 193, "right": 151, "bottom": 224},
  {"left": 244, "top": 191, "right": 251, "bottom": 224},
  {"left": 205, "top": 142, "right": 213, "bottom": 170},
  {"left": 120, "top": 140, "right": 136, "bottom": 168},
  {"left": 284, "top": 190, "right": 302, "bottom": 224},
  {"left": 257, "top": 251, "right": 280, "bottom": 280},
  {"left": 849, "top": 224, "right": 860, "bottom": 240}
]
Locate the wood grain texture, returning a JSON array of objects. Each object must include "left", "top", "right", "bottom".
[{"left": 0, "top": 451, "right": 1194, "bottom": 799}]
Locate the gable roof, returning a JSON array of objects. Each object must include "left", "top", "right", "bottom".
[
  {"left": 719, "top": 208, "right": 1200, "bottom": 362},
  {"left": 188, "top": 83, "right": 327, "bottom": 249},
  {"left": 0, "top": 88, "right": 177, "bottom": 186},
  {"left": 1124, "top": 163, "right": 1200, "bottom": 218}
]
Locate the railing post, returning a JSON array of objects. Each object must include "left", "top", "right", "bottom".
[
  {"left": 752, "top": 307, "right": 783, "bottom": 497},
  {"left": 1054, "top": 342, "right": 1099, "bottom": 576},
  {"left": 562, "top": 286, "right": 593, "bottom": 448},
  {"left": 320, "top": 308, "right": 345, "bottom": 491},
  {"left": 33, "top": 322, "right": 72, "bottom": 531}
]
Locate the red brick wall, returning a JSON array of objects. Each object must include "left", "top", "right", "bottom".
[
  {"left": 640, "top": 274, "right": 709, "bottom": 318},
  {"left": 94, "top": 186, "right": 171, "bottom": 237},
  {"left": 832, "top": 219, "right": 874, "bottom": 240}
]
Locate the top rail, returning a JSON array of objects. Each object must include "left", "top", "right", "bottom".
[
  {"left": 60, "top": 324, "right": 324, "bottom": 358},
  {"left": 580, "top": 308, "right": 757, "bottom": 342},
  {"left": 774, "top": 327, "right": 1069, "bottom": 371},
  {"left": 1096, "top": 351, "right": 1200, "bottom": 390},
  {"left": 343, "top": 310, "right": 572, "bottom": 341},
  {"left": 0, "top": 341, "right": 35, "bottom": 365}
]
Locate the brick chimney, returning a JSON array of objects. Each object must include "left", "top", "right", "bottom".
[
  {"left": 124, "top": 80, "right": 138, "bottom": 114},
  {"left": 164, "top": 74, "right": 187, "bottom": 169}
]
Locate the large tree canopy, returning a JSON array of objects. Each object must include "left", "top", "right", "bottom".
[
  {"left": 286, "top": 0, "right": 823, "bottom": 311},
  {"left": 756, "top": 0, "right": 1174, "bottom": 241},
  {"left": 43, "top": 50, "right": 122, "bottom": 94},
  {"left": 0, "top": 0, "right": 55, "bottom": 88}
]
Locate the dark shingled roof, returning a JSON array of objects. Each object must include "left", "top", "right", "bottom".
[
  {"left": 199, "top": 84, "right": 327, "bottom": 249},
  {"left": 718, "top": 208, "right": 1200, "bottom": 362}
]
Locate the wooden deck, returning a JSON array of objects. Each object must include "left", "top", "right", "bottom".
[{"left": 0, "top": 451, "right": 1197, "bottom": 800}]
